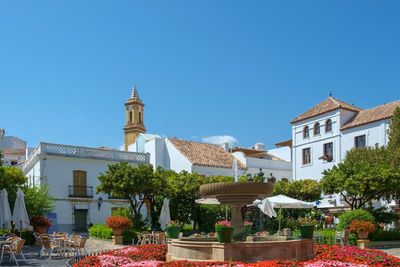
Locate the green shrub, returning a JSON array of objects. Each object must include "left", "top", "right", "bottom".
[
  {"left": 337, "top": 209, "right": 374, "bottom": 230},
  {"left": 369, "top": 230, "right": 400, "bottom": 241},
  {"left": 88, "top": 224, "right": 112, "bottom": 239},
  {"left": 20, "top": 231, "right": 35, "bottom": 245},
  {"left": 314, "top": 229, "right": 335, "bottom": 245},
  {"left": 122, "top": 229, "right": 138, "bottom": 245},
  {"left": 182, "top": 224, "right": 194, "bottom": 236}
]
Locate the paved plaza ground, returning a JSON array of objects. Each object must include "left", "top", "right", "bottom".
[
  {"left": 0, "top": 239, "right": 128, "bottom": 266},
  {"left": 1, "top": 240, "right": 399, "bottom": 266}
]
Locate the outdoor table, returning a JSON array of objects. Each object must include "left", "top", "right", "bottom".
[{"left": 51, "top": 237, "right": 68, "bottom": 258}]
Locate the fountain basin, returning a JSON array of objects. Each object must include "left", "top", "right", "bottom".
[{"left": 166, "top": 238, "right": 314, "bottom": 263}]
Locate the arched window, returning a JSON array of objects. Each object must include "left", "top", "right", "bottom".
[
  {"left": 303, "top": 126, "right": 309, "bottom": 139},
  {"left": 139, "top": 112, "right": 142, "bottom": 123},
  {"left": 314, "top": 123, "right": 320, "bottom": 135},
  {"left": 325, "top": 119, "right": 332, "bottom": 132}
]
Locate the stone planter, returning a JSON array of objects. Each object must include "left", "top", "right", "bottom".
[
  {"left": 357, "top": 231, "right": 369, "bottom": 239},
  {"left": 166, "top": 226, "right": 181, "bottom": 239},
  {"left": 299, "top": 224, "right": 315, "bottom": 239},
  {"left": 112, "top": 228, "right": 123, "bottom": 236},
  {"left": 34, "top": 226, "right": 47, "bottom": 234},
  {"left": 216, "top": 226, "right": 234, "bottom": 243}
]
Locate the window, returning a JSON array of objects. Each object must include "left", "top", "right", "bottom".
[
  {"left": 73, "top": 170, "right": 87, "bottom": 196},
  {"left": 303, "top": 126, "right": 310, "bottom": 139},
  {"left": 355, "top": 135, "right": 366, "bottom": 148},
  {"left": 314, "top": 123, "right": 320, "bottom": 135},
  {"left": 139, "top": 112, "right": 142, "bottom": 123},
  {"left": 302, "top": 148, "right": 311, "bottom": 165},
  {"left": 325, "top": 119, "right": 332, "bottom": 132},
  {"left": 323, "top": 142, "right": 333, "bottom": 156},
  {"left": 129, "top": 111, "right": 133, "bottom": 122}
]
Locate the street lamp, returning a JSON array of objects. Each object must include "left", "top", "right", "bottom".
[{"left": 98, "top": 196, "right": 103, "bottom": 210}]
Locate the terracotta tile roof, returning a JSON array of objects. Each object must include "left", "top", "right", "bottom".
[
  {"left": 231, "top": 147, "right": 286, "bottom": 162},
  {"left": 341, "top": 100, "right": 400, "bottom": 130},
  {"left": 169, "top": 138, "right": 246, "bottom": 169},
  {"left": 291, "top": 97, "right": 362, "bottom": 124}
]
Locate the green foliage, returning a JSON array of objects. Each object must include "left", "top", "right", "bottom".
[
  {"left": 111, "top": 207, "right": 133, "bottom": 219},
  {"left": 122, "top": 229, "right": 138, "bottom": 245},
  {"left": 197, "top": 204, "right": 230, "bottom": 233},
  {"left": 88, "top": 224, "right": 113, "bottom": 239},
  {"left": 89, "top": 223, "right": 138, "bottom": 244},
  {"left": 314, "top": 229, "right": 335, "bottom": 245},
  {"left": 369, "top": 229, "right": 400, "bottom": 241},
  {"left": 0, "top": 165, "right": 27, "bottom": 207},
  {"left": 97, "top": 163, "right": 156, "bottom": 228},
  {"left": 367, "top": 207, "right": 400, "bottom": 225},
  {"left": 321, "top": 146, "right": 400, "bottom": 209},
  {"left": 181, "top": 224, "right": 194, "bottom": 236},
  {"left": 22, "top": 185, "right": 55, "bottom": 217},
  {"left": 273, "top": 179, "right": 322, "bottom": 202},
  {"left": 20, "top": 231, "right": 35, "bottom": 245},
  {"left": 388, "top": 107, "right": 400, "bottom": 151},
  {"left": 336, "top": 209, "right": 374, "bottom": 230}
]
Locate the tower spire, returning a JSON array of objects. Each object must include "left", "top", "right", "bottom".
[{"left": 130, "top": 84, "right": 140, "bottom": 100}]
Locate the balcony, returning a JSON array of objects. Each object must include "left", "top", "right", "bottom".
[
  {"left": 23, "top": 142, "right": 150, "bottom": 171},
  {"left": 69, "top": 185, "right": 93, "bottom": 198}
]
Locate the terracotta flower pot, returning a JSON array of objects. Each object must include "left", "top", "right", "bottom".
[
  {"left": 357, "top": 231, "right": 369, "bottom": 239},
  {"left": 34, "top": 226, "right": 47, "bottom": 234},
  {"left": 112, "top": 228, "right": 123, "bottom": 236}
]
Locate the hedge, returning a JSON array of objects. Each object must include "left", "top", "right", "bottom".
[
  {"left": 337, "top": 209, "right": 374, "bottom": 230},
  {"left": 89, "top": 223, "right": 138, "bottom": 245}
]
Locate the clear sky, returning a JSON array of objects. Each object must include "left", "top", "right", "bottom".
[{"left": 1, "top": 1, "right": 399, "bottom": 150}]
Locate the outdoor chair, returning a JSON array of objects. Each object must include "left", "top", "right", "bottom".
[
  {"left": 39, "top": 236, "right": 60, "bottom": 259},
  {"left": 334, "top": 229, "right": 350, "bottom": 245},
  {"left": 0, "top": 238, "right": 25, "bottom": 266},
  {"left": 33, "top": 232, "right": 41, "bottom": 247},
  {"left": 66, "top": 235, "right": 82, "bottom": 257},
  {"left": 141, "top": 232, "right": 153, "bottom": 244},
  {"left": 136, "top": 232, "right": 143, "bottom": 245},
  {"left": 76, "top": 237, "right": 88, "bottom": 257},
  {"left": 155, "top": 233, "right": 166, "bottom": 244}
]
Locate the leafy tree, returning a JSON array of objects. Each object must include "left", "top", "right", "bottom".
[
  {"left": 336, "top": 209, "right": 374, "bottom": 230},
  {"left": 22, "top": 185, "right": 55, "bottom": 217},
  {"left": 0, "top": 165, "right": 27, "bottom": 207},
  {"left": 388, "top": 107, "right": 400, "bottom": 152},
  {"left": 321, "top": 146, "right": 400, "bottom": 209},
  {"left": 97, "top": 162, "right": 155, "bottom": 228},
  {"left": 273, "top": 179, "right": 322, "bottom": 202}
]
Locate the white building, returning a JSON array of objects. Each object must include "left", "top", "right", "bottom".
[
  {"left": 0, "top": 136, "right": 29, "bottom": 167},
  {"left": 22, "top": 142, "right": 150, "bottom": 233},
  {"left": 129, "top": 134, "right": 292, "bottom": 181},
  {"left": 291, "top": 97, "right": 400, "bottom": 181}
]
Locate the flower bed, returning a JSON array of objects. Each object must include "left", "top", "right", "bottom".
[{"left": 73, "top": 244, "right": 400, "bottom": 267}]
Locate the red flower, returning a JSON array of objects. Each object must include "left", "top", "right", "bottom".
[{"left": 106, "top": 216, "right": 131, "bottom": 230}]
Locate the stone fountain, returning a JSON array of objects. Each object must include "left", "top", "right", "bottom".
[
  {"left": 199, "top": 181, "right": 272, "bottom": 240},
  {"left": 166, "top": 181, "right": 314, "bottom": 263}
]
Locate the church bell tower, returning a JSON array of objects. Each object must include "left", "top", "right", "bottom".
[{"left": 123, "top": 85, "right": 146, "bottom": 151}]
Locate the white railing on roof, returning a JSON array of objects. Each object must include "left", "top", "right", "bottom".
[{"left": 24, "top": 142, "right": 149, "bottom": 169}]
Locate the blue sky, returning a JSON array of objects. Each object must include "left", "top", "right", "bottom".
[{"left": 1, "top": 1, "right": 399, "bottom": 150}]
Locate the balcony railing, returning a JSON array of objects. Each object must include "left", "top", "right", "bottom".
[
  {"left": 69, "top": 185, "right": 93, "bottom": 198},
  {"left": 23, "top": 142, "right": 150, "bottom": 171}
]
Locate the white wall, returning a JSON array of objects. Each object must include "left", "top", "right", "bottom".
[
  {"left": 23, "top": 155, "right": 135, "bottom": 233},
  {"left": 292, "top": 110, "right": 341, "bottom": 181},
  {"left": 267, "top": 146, "right": 291, "bottom": 162}
]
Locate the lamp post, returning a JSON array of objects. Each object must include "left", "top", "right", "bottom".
[{"left": 98, "top": 197, "right": 103, "bottom": 210}]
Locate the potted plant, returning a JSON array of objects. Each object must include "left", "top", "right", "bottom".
[
  {"left": 298, "top": 217, "right": 318, "bottom": 239},
  {"left": 31, "top": 216, "right": 51, "bottom": 234},
  {"left": 244, "top": 221, "right": 253, "bottom": 236},
  {"left": 215, "top": 220, "right": 234, "bottom": 243},
  {"left": 106, "top": 216, "right": 131, "bottom": 236},
  {"left": 165, "top": 220, "right": 181, "bottom": 239},
  {"left": 349, "top": 220, "right": 376, "bottom": 239}
]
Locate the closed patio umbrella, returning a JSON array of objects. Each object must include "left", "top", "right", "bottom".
[
  {"left": 12, "top": 188, "right": 30, "bottom": 232},
  {"left": 0, "top": 188, "right": 12, "bottom": 236},
  {"left": 158, "top": 198, "right": 171, "bottom": 231}
]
